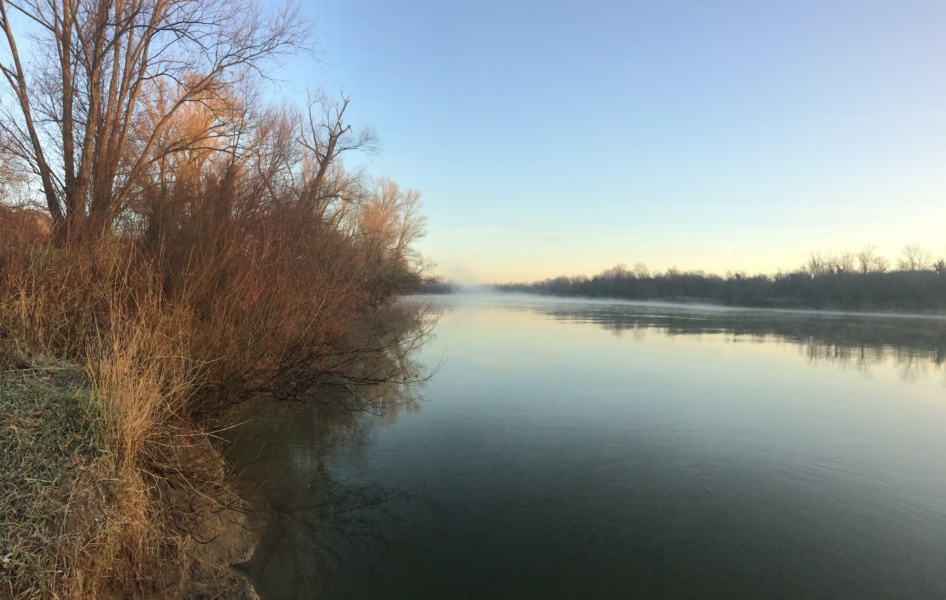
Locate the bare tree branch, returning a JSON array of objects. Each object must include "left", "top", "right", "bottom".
[{"left": 0, "top": 0, "right": 310, "bottom": 243}]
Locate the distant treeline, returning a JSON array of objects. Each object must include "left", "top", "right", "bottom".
[
  {"left": 495, "top": 246, "right": 946, "bottom": 312},
  {"left": 418, "top": 275, "right": 460, "bottom": 294}
]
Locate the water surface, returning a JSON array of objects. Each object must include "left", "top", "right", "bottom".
[{"left": 229, "top": 295, "right": 946, "bottom": 599}]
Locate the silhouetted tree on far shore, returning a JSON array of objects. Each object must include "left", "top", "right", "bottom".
[{"left": 496, "top": 245, "right": 946, "bottom": 312}]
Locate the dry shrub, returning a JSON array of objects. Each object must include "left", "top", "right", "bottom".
[
  {"left": 0, "top": 245, "right": 209, "bottom": 596},
  {"left": 0, "top": 145, "right": 426, "bottom": 595},
  {"left": 0, "top": 239, "right": 157, "bottom": 360},
  {"left": 0, "top": 205, "right": 51, "bottom": 246},
  {"left": 139, "top": 173, "right": 416, "bottom": 408}
]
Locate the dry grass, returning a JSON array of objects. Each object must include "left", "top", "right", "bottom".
[
  {"left": 0, "top": 353, "right": 106, "bottom": 599},
  {"left": 0, "top": 332, "right": 256, "bottom": 599},
  {"left": 0, "top": 137, "right": 428, "bottom": 595},
  {"left": 0, "top": 244, "right": 233, "bottom": 597},
  {"left": 84, "top": 314, "right": 193, "bottom": 596},
  {"left": 0, "top": 196, "right": 423, "bottom": 596}
]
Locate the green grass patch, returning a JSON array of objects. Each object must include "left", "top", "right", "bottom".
[{"left": 0, "top": 353, "right": 105, "bottom": 599}]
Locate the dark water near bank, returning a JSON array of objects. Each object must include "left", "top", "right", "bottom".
[{"left": 228, "top": 295, "right": 946, "bottom": 599}]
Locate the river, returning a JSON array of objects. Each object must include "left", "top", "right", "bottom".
[{"left": 226, "top": 294, "right": 946, "bottom": 599}]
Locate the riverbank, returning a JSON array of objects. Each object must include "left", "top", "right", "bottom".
[
  {"left": 0, "top": 6, "right": 428, "bottom": 590},
  {"left": 0, "top": 224, "right": 425, "bottom": 597},
  {"left": 0, "top": 348, "right": 262, "bottom": 599},
  {"left": 494, "top": 265, "right": 946, "bottom": 314}
]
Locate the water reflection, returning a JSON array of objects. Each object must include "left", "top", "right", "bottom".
[
  {"left": 225, "top": 301, "right": 434, "bottom": 598},
  {"left": 230, "top": 403, "right": 411, "bottom": 599},
  {"left": 227, "top": 296, "right": 946, "bottom": 599},
  {"left": 519, "top": 300, "right": 946, "bottom": 381}
]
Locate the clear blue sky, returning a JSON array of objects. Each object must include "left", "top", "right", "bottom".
[{"left": 281, "top": 0, "right": 946, "bottom": 283}]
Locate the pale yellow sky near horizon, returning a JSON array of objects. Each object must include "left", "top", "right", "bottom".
[{"left": 418, "top": 207, "right": 946, "bottom": 284}]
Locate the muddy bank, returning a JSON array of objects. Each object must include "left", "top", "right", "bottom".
[{"left": 0, "top": 355, "right": 262, "bottom": 599}]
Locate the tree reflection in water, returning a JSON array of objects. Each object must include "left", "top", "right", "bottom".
[
  {"left": 519, "top": 302, "right": 946, "bottom": 382},
  {"left": 224, "top": 297, "right": 946, "bottom": 598},
  {"left": 223, "top": 300, "right": 436, "bottom": 599}
]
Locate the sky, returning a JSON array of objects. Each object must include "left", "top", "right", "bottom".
[{"left": 278, "top": 0, "right": 946, "bottom": 284}]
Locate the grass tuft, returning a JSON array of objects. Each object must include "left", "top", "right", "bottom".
[{"left": 0, "top": 353, "right": 107, "bottom": 599}]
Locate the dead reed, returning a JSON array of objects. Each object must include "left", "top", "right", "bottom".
[{"left": 0, "top": 170, "right": 425, "bottom": 597}]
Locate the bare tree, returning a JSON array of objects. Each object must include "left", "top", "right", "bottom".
[
  {"left": 856, "top": 244, "right": 878, "bottom": 274},
  {"left": 897, "top": 244, "right": 932, "bottom": 272},
  {"left": 602, "top": 264, "right": 628, "bottom": 279},
  {"left": 297, "top": 91, "right": 378, "bottom": 223},
  {"left": 632, "top": 262, "right": 649, "bottom": 278},
  {"left": 805, "top": 251, "right": 836, "bottom": 277},
  {"left": 837, "top": 250, "right": 855, "bottom": 273},
  {"left": 0, "top": 0, "right": 308, "bottom": 242},
  {"left": 242, "top": 104, "right": 301, "bottom": 213},
  {"left": 124, "top": 79, "right": 252, "bottom": 242},
  {"left": 355, "top": 177, "right": 425, "bottom": 271}
]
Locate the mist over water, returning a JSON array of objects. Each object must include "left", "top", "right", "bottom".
[{"left": 229, "top": 295, "right": 946, "bottom": 599}]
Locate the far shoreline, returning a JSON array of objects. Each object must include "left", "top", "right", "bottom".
[{"left": 416, "top": 289, "right": 946, "bottom": 321}]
